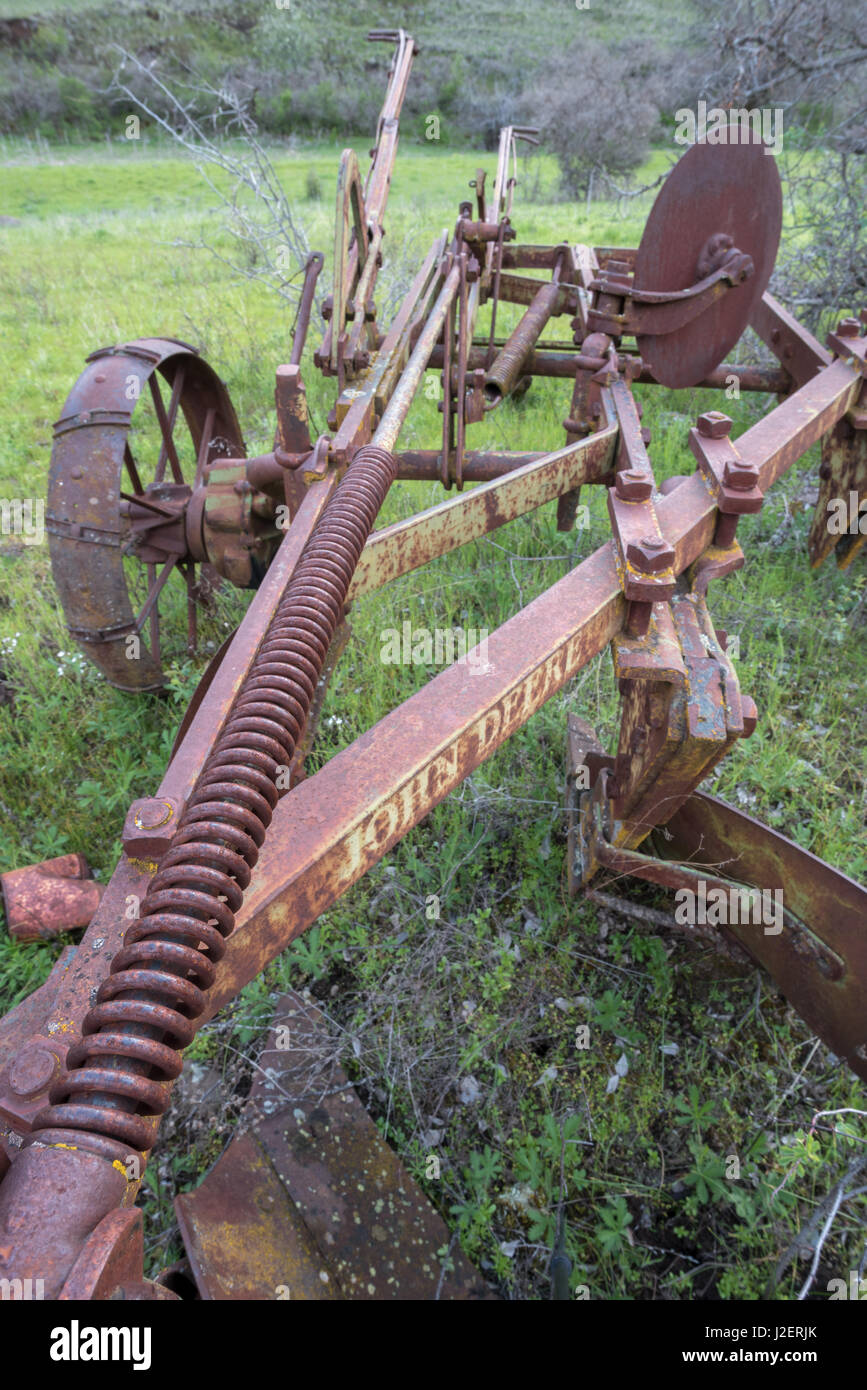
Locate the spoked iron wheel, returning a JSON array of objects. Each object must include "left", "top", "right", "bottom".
[{"left": 47, "top": 338, "right": 245, "bottom": 691}]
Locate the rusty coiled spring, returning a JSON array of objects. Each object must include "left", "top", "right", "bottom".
[{"left": 33, "top": 444, "right": 398, "bottom": 1157}]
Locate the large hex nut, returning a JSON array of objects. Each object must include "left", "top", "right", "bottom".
[{"left": 122, "top": 797, "right": 182, "bottom": 861}]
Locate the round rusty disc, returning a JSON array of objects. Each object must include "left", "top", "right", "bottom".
[{"left": 633, "top": 138, "right": 782, "bottom": 388}]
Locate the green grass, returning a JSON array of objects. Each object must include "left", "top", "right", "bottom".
[
  {"left": 0, "top": 133, "right": 864, "bottom": 1301},
  {"left": 0, "top": 0, "right": 108, "bottom": 13}
]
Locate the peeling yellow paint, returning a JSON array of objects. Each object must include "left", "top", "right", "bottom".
[{"left": 127, "top": 856, "right": 158, "bottom": 875}]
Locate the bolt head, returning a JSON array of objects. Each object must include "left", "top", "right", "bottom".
[
  {"left": 626, "top": 536, "right": 673, "bottom": 572},
  {"left": 7, "top": 1045, "right": 58, "bottom": 1098},
  {"left": 722, "top": 459, "right": 759, "bottom": 490},
  {"left": 133, "top": 798, "right": 174, "bottom": 831},
  {"left": 836, "top": 317, "right": 861, "bottom": 338},
  {"left": 697, "top": 411, "right": 733, "bottom": 439},
  {"left": 614, "top": 470, "right": 652, "bottom": 502},
  {"left": 123, "top": 796, "right": 180, "bottom": 860}
]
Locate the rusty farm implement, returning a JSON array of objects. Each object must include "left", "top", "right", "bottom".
[{"left": 0, "top": 29, "right": 865, "bottom": 1300}]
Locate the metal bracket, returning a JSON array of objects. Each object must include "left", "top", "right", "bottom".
[
  {"left": 573, "top": 771, "right": 845, "bottom": 979},
  {"left": 566, "top": 579, "right": 757, "bottom": 895},
  {"left": 605, "top": 372, "right": 675, "bottom": 631},
  {"left": 587, "top": 248, "right": 754, "bottom": 339}
]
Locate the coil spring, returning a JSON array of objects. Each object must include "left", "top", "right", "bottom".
[{"left": 33, "top": 444, "right": 398, "bottom": 1157}]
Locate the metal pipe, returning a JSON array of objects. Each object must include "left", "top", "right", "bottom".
[
  {"left": 1, "top": 855, "right": 103, "bottom": 941},
  {"left": 637, "top": 360, "right": 791, "bottom": 393},
  {"left": 290, "top": 253, "right": 324, "bottom": 366},
  {"left": 484, "top": 279, "right": 563, "bottom": 404},
  {"left": 429, "top": 345, "right": 792, "bottom": 393},
  {"left": 374, "top": 262, "right": 461, "bottom": 451}
]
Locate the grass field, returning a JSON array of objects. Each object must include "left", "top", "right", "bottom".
[{"left": 0, "top": 130, "right": 865, "bottom": 1301}]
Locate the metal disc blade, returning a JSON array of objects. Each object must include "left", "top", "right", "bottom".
[{"left": 634, "top": 138, "right": 782, "bottom": 388}]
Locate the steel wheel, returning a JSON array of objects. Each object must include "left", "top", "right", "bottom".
[{"left": 47, "top": 338, "right": 245, "bottom": 691}]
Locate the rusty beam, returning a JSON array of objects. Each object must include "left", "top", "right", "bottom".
[
  {"left": 429, "top": 345, "right": 792, "bottom": 392},
  {"left": 658, "top": 792, "right": 867, "bottom": 1079},
  {"left": 330, "top": 233, "right": 446, "bottom": 465},
  {"left": 740, "top": 358, "right": 861, "bottom": 490},
  {"left": 207, "top": 469, "right": 729, "bottom": 1010},
  {"left": 373, "top": 263, "right": 461, "bottom": 451},
  {"left": 349, "top": 428, "right": 617, "bottom": 600},
  {"left": 750, "top": 291, "right": 831, "bottom": 388},
  {"left": 212, "top": 540, "right": 626, "bottom": 1012},
  {"left": 394, "top": 449, "right": 546, "bottom": 481}
]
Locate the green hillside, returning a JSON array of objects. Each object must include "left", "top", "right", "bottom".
[{"left": 0, "top": 0, "right": 697, "bottom": 141}]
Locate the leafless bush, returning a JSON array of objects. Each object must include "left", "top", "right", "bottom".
[
  {"left": 451, "top": 88, "right": 524, "bottom": 153},
  {"left": 687, "top": 1, "right": 867, "bottom": 332},
  {"left": 109, "top": 48, "right": 312, "bottom": 306},
  {"left": 0, "top": 68, "right": 64, "bottom": 133},
  {"left": 584, "top": 165, "right": 672, "bottom": 218},
  {"left": 771, "top": 151, "right": 867, "bottom": 332},
  {"left": 527, "top": 41, "right": 666, "bottom": 199},
  {"left": 690, "top": 0, "right": 867, "bottom": 150}
]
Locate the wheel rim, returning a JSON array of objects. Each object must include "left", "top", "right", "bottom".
[{"left": 47, "top": 338, "right": 245, "bottom": 691}]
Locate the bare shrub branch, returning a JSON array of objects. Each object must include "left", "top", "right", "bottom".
[{"left": 108, "top": 47, "right": 312, "bottom": 306}]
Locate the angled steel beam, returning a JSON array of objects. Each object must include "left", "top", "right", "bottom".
[{"left": 349, "top": 426, "right": 617, "bottom": 599}]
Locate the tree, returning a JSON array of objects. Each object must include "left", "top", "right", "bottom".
[
  {"left": 528, "top": 41, "right": 665, "bottom": 198},
  {"left": 690, "top": 0, "right": 867, "bottom": 330}
]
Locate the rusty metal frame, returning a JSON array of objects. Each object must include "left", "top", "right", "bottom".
[{"left": 3, "top": 26, "right": 867, "bottom": 1301}]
